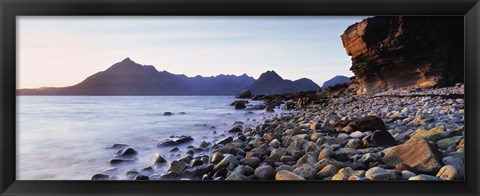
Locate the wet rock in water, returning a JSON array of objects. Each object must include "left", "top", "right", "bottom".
[
  {"left": 158, "top": 171, "right": 180, "bottom": 180},
  {"left": 109, "top": 158, "right": 135, "bottom": 165},
  {"left": 210, "top": 152, "right": 225, "bottom": 164},
  {"left": 233, "top": 101, "right": 247, "bottom": 109},
  {"left": 362, "top": 130, "right": 398, "bottom": 147},
  {"left": 436, "top": 165, "right": 461, "bottom": 180},
  {"left": 383, "top": 137, "right": 443, "bottom": 174},
  {"left": 115, "top": 147, "right": 138, "bottom": 157},
  {"left": 134, "top": 175, "right": 150, "bottom": 180},
  {"left": 225, "top": 172, "right": 248, "bottom": 180},
  {"left": 168, "top": 160, "right": 187, "bottom": 174},
  {"left": 410, "top": 126, "right": 447, "bottom": 142},
  {"left": 163, "top": 112, "right": 173, "bottom": 116},
  {"left": 179, "top": 155, "right": 194, "bottom": 163},
  {"left": 254, "top": 165, "right": 275, "bottom": 180},
  {"left": 106, "top": 144, "right": 129, "bottom": 149},
  {"left": 264, "top": 106, "right": 275, "bottom": 112},
  {"left": 169, "top": 147, "right": 179, "bottom": 152},
  {"left": 347, "top": 115, "right": 386, "bottom": 132},
  {"left": 239, "top": 157, "right": 261, "bottom": 168},
  {"left": 332, "top": 167, "right": 354, "bottom": 180},
  {"left": 199, "top": 141, "right": 211, "bottom": 149},
  {"left": 214, "top": 154, "right": 237, "bottom": 171},
  {"left": 292, "top": 164, "right": 317, "bottom": 180},
  {"left": 126, "top": 170, "right": 139, "bottom": 179},
  {"left": 153, "top": 153, "right": 167, "bottom": 164},
  {"left": 216, "top": 136, "right": 233, "bottom": 145},
  {"left": 91, "top": 174, "right": 109, "bottom": 180},
  {"left": 235, "top": 89, "right": 252, "bottom": 99},
  {"left": 228, "top": 125, "right": 243, "bottom": 133},
  {"left": 156, "top": 135, "right": 194, "bottom": 147},
  {"left": 140, "top": 166, "right": 154, "bottom": 176},
  {"left": 275, "top": 170, "right": 306, "bottom": 180},
  {"left": 179, "top": 112, "right": 187, "bottom": 115},
  {"left": 190, "top": 159, "right": 203, "bottom": 167},
  {"left": 317, "top": 164, "right": 337, "bottom": 179},
  {"left": 365, "top": 167, "right": 390, "bottom": 180}
]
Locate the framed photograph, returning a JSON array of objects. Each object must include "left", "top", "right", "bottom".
[{"left": 1, "top": 0, "right": 479, "bottom": 196}]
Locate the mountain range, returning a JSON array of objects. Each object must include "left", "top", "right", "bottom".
[{"left": 17, "top": 58, "right": 321, "bottom": 96}]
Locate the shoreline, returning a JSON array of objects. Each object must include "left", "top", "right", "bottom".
[{"left": 92, "top": 84, "right": 465, "bottom": 181}]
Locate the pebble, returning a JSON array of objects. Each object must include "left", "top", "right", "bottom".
[{"left": 275, "top": 170, "right": 305, "bottom": 180}]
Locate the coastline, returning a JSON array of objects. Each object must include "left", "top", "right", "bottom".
[{"left": 93, "top": 84, "right": 465, "bottom": 181}]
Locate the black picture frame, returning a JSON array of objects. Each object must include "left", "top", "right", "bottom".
[{"left": 1, "top": 0, "right": 479, "bottom": 195}]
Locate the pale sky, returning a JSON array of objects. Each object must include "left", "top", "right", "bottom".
[{"left": 17, "top": 16, "right": 367, "bottom": 89}]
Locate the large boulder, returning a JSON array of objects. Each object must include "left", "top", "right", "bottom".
[
  {"left": 383, "top": 137, "right": 443, "bottom": 174},
  {"left": 347, "top": 116, "right": 386, "bottom": 132}
]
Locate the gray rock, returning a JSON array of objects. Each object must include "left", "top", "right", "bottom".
[
  {"left": 383, "top": 137, "right": 443, "bottom": 174},
  {"left": 210, "top": 152, "right": 224, "bottom": 164},
  {"left": 292, "top": 164, "right": 317, "bottom": 180},
  {"left": 91, "top": 174, "right": 109, "bottom": 180},
  {"left": 168, "top": 160, "right": 187, "bottom": 174},
  {"left": 214, "top": 154, "right": 237, "bottom": 171},
  {"left": 239, "top": 157, "right": 261, "bottom": 168},
  {"left": 156, "top": 135, "right": 194, "bottom": 147},
  {"left": 365, "top": 167, "right": 390, "bottom": 180},
  {"left": 152, "top": 153, "right": 167, "bottom": 164},
  {"left": 254, "top": 165, "right": 275, "bottom": 180}
]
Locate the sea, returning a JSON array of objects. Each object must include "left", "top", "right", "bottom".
[{"left": 16, "top": 96, "right": 284, "bottom": 180}]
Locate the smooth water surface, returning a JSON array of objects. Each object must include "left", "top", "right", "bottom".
[{"left": 17, "top": 96, "right": 280, "bottom": 180}]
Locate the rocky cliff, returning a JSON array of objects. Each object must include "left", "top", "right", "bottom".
[{"left": 341, "top": 16, "right": 464, "bottom": 94}]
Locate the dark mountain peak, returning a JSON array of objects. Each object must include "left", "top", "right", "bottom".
[
  {"left": 121, "top": 57, "right": 133, "bottom": 63},
  {"left": 107, "top": 57, "right": 144, "bottom": 72},
  {"left": 258, "top": 70, "right": 283, "bottom": 81}
]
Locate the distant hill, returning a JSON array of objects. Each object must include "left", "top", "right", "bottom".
[
  {"left": 248, "top": 71, "right": 321, "bottom": 95},
  {"left": 17, "top": 58, "right": 321, "bottom": 96},
  {"left": 17, "top": 58, "right": 255, "bottom": 96},
  {"left": 321, "top": 75, "right": 349, "bottom": 88}
]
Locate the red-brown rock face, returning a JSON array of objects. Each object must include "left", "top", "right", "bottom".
[{"left": 341, "top": 16, "right": 464, "bottom": 94}]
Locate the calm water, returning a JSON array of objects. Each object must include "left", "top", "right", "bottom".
[{"left": 17, "top": 96, "right": 281, "bottom": 180}]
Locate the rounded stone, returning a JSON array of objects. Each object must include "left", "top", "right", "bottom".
[
  {"left": 254, "top": 165, "right": 275, "bottom": 180},
  {"left": 275, "top": 170, "right": 306, "bottom": 180}
]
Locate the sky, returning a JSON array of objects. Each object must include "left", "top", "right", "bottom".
[{"left": 17, "top": 16, "right": 368, "bottom": 89}]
